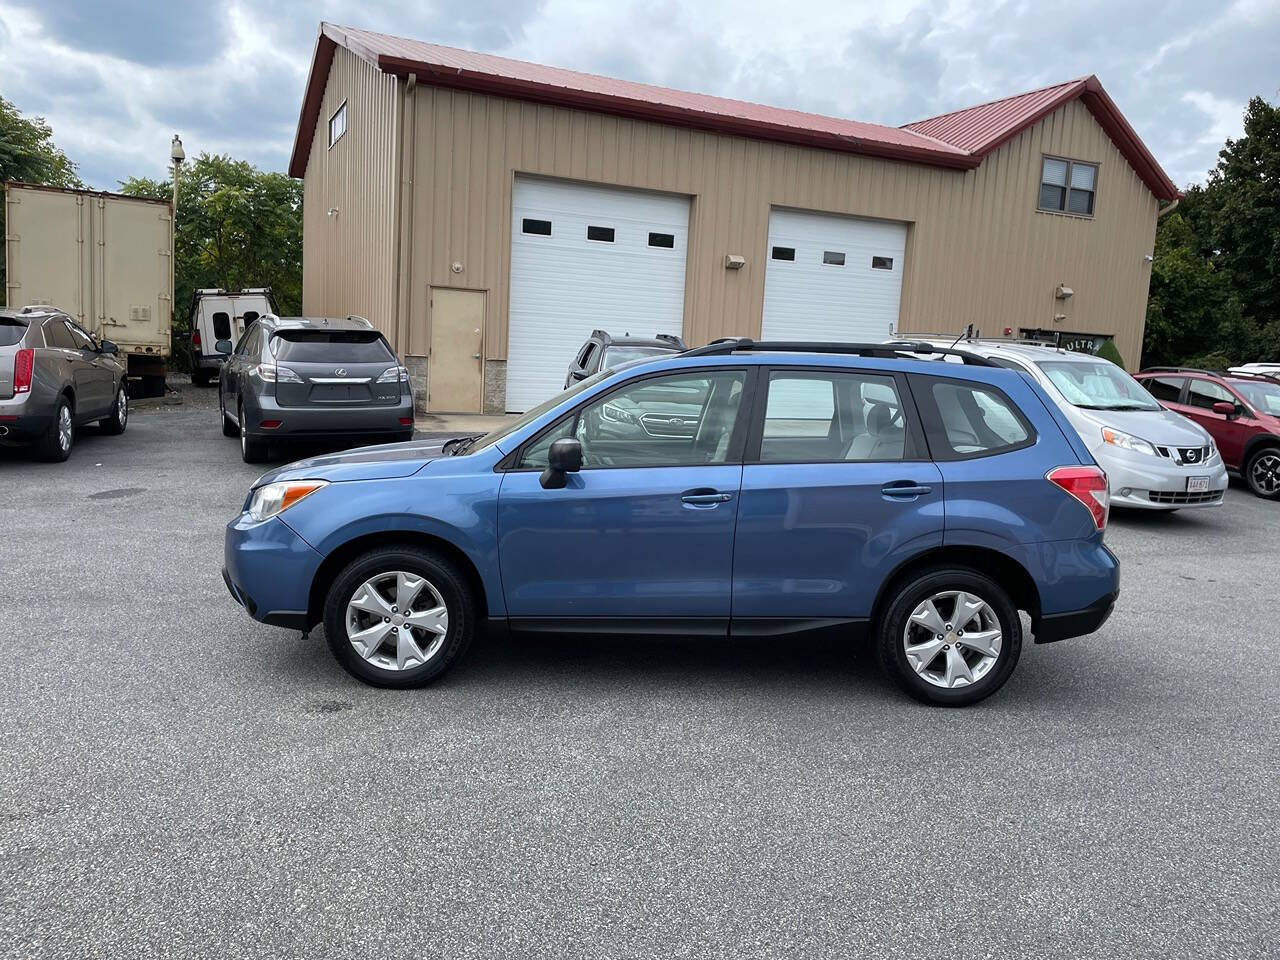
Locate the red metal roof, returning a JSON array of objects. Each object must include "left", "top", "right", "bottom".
[
  {"left": 289, "top": 23, "right": 1178, "bottom": 201},
  {"left": 904, "top": 77, "right": 1179, "bottom": 200}
]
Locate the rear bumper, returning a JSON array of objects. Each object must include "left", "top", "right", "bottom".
[
  {"left": 223, "top": 513, "right": 324, "bottom": 630},
  {"left": 1035, "top": 589, "right": 1118, "bottom": 644},
  {"left": 0, "top": 397, "right": 52, "bottom": 444},
  {"left": 243, "top": 392, "right": 414, "bottom": 440}
]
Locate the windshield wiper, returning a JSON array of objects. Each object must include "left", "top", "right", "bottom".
[{"left": 444, "top": 434, "right": 482, "bottom": 455}]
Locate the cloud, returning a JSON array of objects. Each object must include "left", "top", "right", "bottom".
[{"left": 0, "top": 0, "right": 1273, "bottom": 190}]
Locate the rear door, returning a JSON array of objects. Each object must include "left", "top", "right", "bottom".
[
  {"left": 269, "top": 330, "right": 402, "bottom": 409},
  {"left": 731, "top": 366, "right": 944, "bottom": 625}
]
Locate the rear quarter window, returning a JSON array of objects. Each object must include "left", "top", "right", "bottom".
[
  {"left": 0, "top": 321, "right": 29, "bottom": 347},
  {"left": 271, "top": 331, "right": 394, "bottom": 363},
  {"left": 912, "top": 375, "right": 1035, "bottom": 460}
]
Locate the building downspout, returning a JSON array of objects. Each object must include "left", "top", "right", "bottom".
[
  {"left": 392, "top": 73, "right": 418, "bottom": 353},
  {"left": 1157, "top": 197, "right": 1180, "bottom": 219}
]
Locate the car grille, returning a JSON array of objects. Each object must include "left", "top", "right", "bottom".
[
  {"left": 1154, "top": 444, "right": 1211, "bottom": 466},
  {"left": 1148, "top": 489, "right": 1223, "bottom": 505}
]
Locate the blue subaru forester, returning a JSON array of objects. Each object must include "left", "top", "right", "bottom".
[{"left": 224, "top": 340, "right": 1119, "bottom": 706}]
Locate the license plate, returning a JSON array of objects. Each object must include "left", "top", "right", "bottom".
[{"left": 1186, "top": 476, "right": 1210, "bottom": 493}]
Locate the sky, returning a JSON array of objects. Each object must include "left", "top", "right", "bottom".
[{"left": 0, "top": 0, "right": 1275, "bottom": 192}]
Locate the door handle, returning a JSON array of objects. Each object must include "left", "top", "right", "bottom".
[
  {"left": 881, "top": 482, "right": 933, "bottom": 498},
  {"left": 681, "top": 488, "right": 733, "bottom": 506}
]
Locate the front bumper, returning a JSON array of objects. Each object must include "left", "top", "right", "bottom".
[
  {"left": 1096, "top": 449, "right": 1229, "bottom": 510},
  {"left": 223, "top": 512, "right": 324, "bottom": 630},
  {"left": 243, "top": 392, "right": 415, "bottom": 441}
]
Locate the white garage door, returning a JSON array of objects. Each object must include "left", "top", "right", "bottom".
[
  {"left": 506, "top": 176, "right": 691, "bottom": 411},
  {"left": 761, "top": 208, "right": 908, "bottom": 343}
]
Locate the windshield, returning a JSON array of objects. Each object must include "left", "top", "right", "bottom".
[
  {"left": 1036, "top": 360, "right": 1161, "bottom": 411},
  {"left": 271, "top": 331, "right": 393, "bottom": 363},
  {"left": 467, "top": 367, "right": 616, "bottom": 455},
  {"left": 1233, "top": 380, "right": 1280, "bottom": 416},
  {"left": 602, "top": 345, "right": 675, "bottom": 369}
]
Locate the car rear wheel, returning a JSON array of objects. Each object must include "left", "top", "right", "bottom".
[
  {"left": 239, "top": 402, "right": 268, "bottom": 463},
  {"left": 36, "top": 398, "right": 75, "bottom": 463},
  {"left": 877, "top": 567, "right": 1022, "bottom": 706},
  {"left": 1245, "top": 447, "right": 1280, "bottom": 500},
  {"left": 322, "top": 546, "right": 476, "bottom": 688},
  {"left": 99, "top": 384, "right": 128, "bottom": 435},
  {"left": 192, "top": 370, "right": 211, "bottom": 387}
]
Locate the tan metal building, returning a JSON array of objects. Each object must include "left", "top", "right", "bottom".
[{"left": 290, "top": 23, "right": 1180, "bottom": 413}]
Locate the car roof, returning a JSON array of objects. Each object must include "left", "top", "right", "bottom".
[
  {"left": 261, "top": 314, "right": 375, "bottom": 332},
  {"left": 908, "top": 337, "right": 1095, "bottom": 363},
  {"left": 591, "top": 329, "right": 684, "bottom": 349}
]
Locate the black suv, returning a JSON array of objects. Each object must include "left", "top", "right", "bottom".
[
  {"left": 564, "top": 330, "right": 686, "bottom": 388},
  {"left": 218, "top": 315, "right": 415, "bottom": 463}
]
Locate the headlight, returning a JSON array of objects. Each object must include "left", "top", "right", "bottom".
[
  {"left": 600, "top": 401, "right": 639, "bottom": 425},
  {"left": 248, "top": 480, "right": 328, "bottom": 521},
  {"left": 1100, "top": 426, "right": 1157, "bottom": 456}
]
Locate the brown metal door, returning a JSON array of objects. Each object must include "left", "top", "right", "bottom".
[{"left": 427, "top": 287, "right": 485, "bottom": 412}]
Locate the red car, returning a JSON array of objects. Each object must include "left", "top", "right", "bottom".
[{"left": 1135, "top": 368, "right": 1280, "bottom": 500}]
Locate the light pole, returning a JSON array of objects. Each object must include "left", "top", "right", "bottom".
[{"left": 169, "top": 134, "right": 184, "bottom": 388}]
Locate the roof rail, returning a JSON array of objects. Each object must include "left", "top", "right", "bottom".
[
  {"left": 683, "top": 337, "right": 998, "bottom": 367},
  {"left": 1227, "top": 370, "right": 1280, "bottom": 385},
  {"left": 1141, "top": 365, "right": 1223, "bottom": 376}
]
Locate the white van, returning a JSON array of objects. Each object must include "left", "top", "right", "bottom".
[{"left": 187, "top": 288, "right": 276, "bottom": 386}]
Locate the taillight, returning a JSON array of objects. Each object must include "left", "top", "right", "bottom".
[
  {"left": 1047, "top": 465, "right": 1109, "bottom": 531},
  {"left": 192, "top": 329, "right": 202, "bottom": 349},
  {"left": 13, "top": 349, "right": 34, "bottom": 394}
]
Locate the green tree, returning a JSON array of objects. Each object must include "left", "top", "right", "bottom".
[
  {"left": 0, "top": 96, "right": 83, "bottom": 304},
  {"left": 120, "top": 153, "right": 304, "bottom": 337}
]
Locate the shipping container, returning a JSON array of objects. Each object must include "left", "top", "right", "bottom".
[{"left": 3, "top": 182, "right": 173, "bottom": 395}]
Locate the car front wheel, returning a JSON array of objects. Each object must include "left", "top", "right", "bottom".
[
  {"left": 99, "top": 384, "right": 128, "bottom": 435},
  {"left": 1245, "top": 446, "right": 1280, "bottom": 500},
  {"left": 322, "top": 546, "right": 476, "bottom": 688},
  {"left": 877, "top": 567, "right": 1022, "bottom": 706}
]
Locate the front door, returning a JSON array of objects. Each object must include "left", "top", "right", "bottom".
[
  {"left": 1180, "top": 376, "right": 1252, "bottom": 469},
  {"left": 732, "top": 368, "right": 944, "bottom": 623},
  {"left": 497, "top": 368, "right": 748, "bottom": 626},
  {"left": 428, "top": 287, "right": 484, "bottom": 412}
]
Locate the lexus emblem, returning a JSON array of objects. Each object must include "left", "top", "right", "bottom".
[{"left": 334, "top": 368, "right": 348, "bottom": 377}]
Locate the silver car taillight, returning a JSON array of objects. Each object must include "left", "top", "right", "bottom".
[
  {"left": 255, "top": 363, "right": 302, "bottom": 383},
  {"left": 376, "top": 365, "right": 409, "bottom": 384}
]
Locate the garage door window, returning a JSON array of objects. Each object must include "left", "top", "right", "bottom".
[
  {"left": 822, "top": 251, "right": 846, "bottom": 266},
  {"left": 648, "top": 232, "right": 675, "bottom": 248},
  {"left": 871, "top": 256, "right": 894, "bottom": 270},
  {"left": 587, "top": 225, "right": 615, "bottom": 243},
  {"left": 522, "top": 218, "right": 552, "bottom": 236},
  {"left": 520, "top": 371, "right": 746, "bottom": 469},
  {"left": 771, "top": 246, "right": 795, "bottom": 261}
]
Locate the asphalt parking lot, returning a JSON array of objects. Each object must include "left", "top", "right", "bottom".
[{"left": 2, "top": 392, "right": 1277, "bottom": 959}]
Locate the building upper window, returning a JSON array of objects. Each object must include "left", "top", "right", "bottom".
[
  {"left": 328, "top": 102, "right": 347, "bottom": 147},
  {"left": 1039, "top": 157, "right": 1097, "bottom": 216}
]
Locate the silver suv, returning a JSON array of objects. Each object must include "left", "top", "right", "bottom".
[
  {"left": 0, "top": 306, "right": 128, "bottom": 462},
  {"left": 218, "top": 314, "right": 415, "bottom": 463},
  {"left": 905, "top": 338, "right": 1228, "bottom": 510}
]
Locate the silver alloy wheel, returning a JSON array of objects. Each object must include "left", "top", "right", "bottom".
[
  {"left": 1251, "top": 452, "right": 1280, "bottom": 495},
  {"left": 117, "top": 389, "right": 128, "bottom": 427},
  {"left": 903, "top": 590, "right": 1003, "bottom": 689},
  {"left": 58, "top": 405, "right": 73, "bottom": 453},
  {"left": 345, "top": 570, "right": 449, "bottom": 671},
  {"left": 240, "top": 415, "right": 247, "bottom": 455}
]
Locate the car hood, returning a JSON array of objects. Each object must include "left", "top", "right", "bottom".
[
  {"left": 1074, "top": 407, "right": 1211, "bottom": 446},
  {"left": 253, "top": 435, "right": 466, "bottom": 486}
]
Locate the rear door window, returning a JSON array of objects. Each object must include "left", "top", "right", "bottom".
[
  {"left": 1141, "top": 376, "right": 1185, "bottom": 403},
  {"left": 271, "top": 331, "right": 393, "bottom": 363},
  {"left": 914, "top": 377, "right": 1034, "bottom": 459},
  {"left": 756, "top": 370, "right": 911, "bottom": 462}
]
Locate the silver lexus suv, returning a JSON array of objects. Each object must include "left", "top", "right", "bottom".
[{"left": 904, "top": 338, "right": 1228, "bottom": 510}]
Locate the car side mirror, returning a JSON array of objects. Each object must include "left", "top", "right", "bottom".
[
  {"left": 99, "top": 339, "right": 119, "bottom": 355},
  {"left": 1211, "top": 401, "right": 1236, "bottom": 418},
  {"left": 215, "top": 339, "right": 233, "bottom": 355},
  {"left": 540, "top": 437, "right": 583, "bottom": 489}
]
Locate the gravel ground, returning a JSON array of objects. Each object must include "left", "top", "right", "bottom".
[{"left": 1, "top": 397, "right": 1277, "bottom": 959}]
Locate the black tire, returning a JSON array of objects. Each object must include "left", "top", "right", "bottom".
[
  {"left": 239, "top": 402, "right": 269, "bottom": 463},
  {"left": 99, "top": 383, "right": 128, "bottom": 435},
  {"left": 322, "top": 546, "right": 476, "bottom": 688},
  {"left": 876, "top": 566, "right": 1022, "bottom": 707},
  {"left": 192, "top": 369, "right": 211, "bottom": 387},
  {"left": 219, "top": 388, "right": 238, "bottom": 438},
  {"left": 392, "top": 430, "right": 415, "bottom": 444},
  {"left": 1244, "top": 446, "right": 1280, "bottom": 500},
  {"left": 36, "top": 396, "right": 74, "bottom": 463}
]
